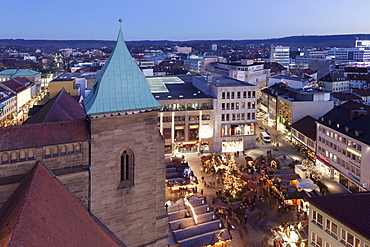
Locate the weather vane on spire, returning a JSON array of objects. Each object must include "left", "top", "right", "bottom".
[{"left": 119, "top": 18, "right": 123, "bottom": 23}]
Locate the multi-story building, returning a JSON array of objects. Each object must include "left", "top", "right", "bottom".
[
  {"left": 355, "top": 40, "right": 370, "bottom": 50},
  {"left": 49, "top": 76, "right": 81, "bottom": 99},
  {"left": 205, "top": 60, "right": 269, "bottom": 89},
  {"left": 260, "top": 83, "right": 289, "bottom": 129},
  {"left": 0, "top": 77, "right": 42, "bottom": 125},
  {"left": 307, "top": 193, "right": 370, "bottom": 247},
  {"left": 150, "top": 75, "right": 257, "bottom": 153},
  {"left": 316, "top": 101, "right": 370, "bottom": 192},
  {"left": 0, "top": 87, "right": 16, "bottom": 126},
  {"left": 269, "top": 75, "right": 310, "bottom": 89},
  {"left": 277, "top": 87, "right": 333, "bottom": 132},
  {"left": 318, "top": 73, "right": 349, "bottom": 92},
  {"left": 270, "top": 45, "right": 290, "bottom": 68},
  {"left": 193, "top": 75, "right": 257, "bottom": 152},
  {"left": 183, "top": 58, "right": 202, "bottom": 73},
  {"left": 184, "top": 56, "right": 223, "bottom": 74},
  {"left": 149, "top": 75, "right": 214, "bottom": 154},
  {"left": 290, "top": 115, "right": 317, "bottom": 160},
  {"left": 327, "top": 47, "right": 370, "bottom": 64},
  {"left": 174, "top": 46, "right": 192, "bottom": 54},
  {"left": 261, "top": 83, "right": 333, "bottom": 131}
]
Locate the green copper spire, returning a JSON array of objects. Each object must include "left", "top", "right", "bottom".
[{"left": 83, "top": 28, "right": 161, "bottom": 115}]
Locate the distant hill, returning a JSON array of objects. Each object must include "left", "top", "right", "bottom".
[{"left": 1, "top": 34, "right": 370, "bottom": 50}]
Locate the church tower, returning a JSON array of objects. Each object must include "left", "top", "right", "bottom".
[{"left": 83, "top": 28, "right": 167, "bottom": 247}]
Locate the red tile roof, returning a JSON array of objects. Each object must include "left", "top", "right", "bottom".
[
  {"left": 0, "top": 119, "right": 89, "bottom": 151},
  {"left": 331, "top": 92, "right": 362, "bottom": 101},
  {"left": 1, "top": 79, "right": 27, "bottom": 93},
  {"left": 353, "top": 88, "right": 370, "bottom": 96},
  {"left": 24, "top": 88, "right": 85, "bottom": 124},
  {"left": 0, "top": 161, "right": 125, "bottom": 247}
]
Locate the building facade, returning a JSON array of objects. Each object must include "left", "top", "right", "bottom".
[
  {"left": 315, "top": 102, "right": 370, "bottom": 192},
  {"left": 318, "top": 74, "right": 349, "bottom": 92},
  {"left": 270, "top": 45, "right": 290, "bottom": 68},
  {"left": 193, "top": 75, "right": 257, "bottom": 152},
  {"left": 205, "top": 60, "right": 270, "bottom": 89},
  {"left": 307, "top": 193, "right": 370, "bottom": 247}
]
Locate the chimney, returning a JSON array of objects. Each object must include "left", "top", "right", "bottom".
[{"left": 350, "top": 109, "right": 367, "bottom": 119}]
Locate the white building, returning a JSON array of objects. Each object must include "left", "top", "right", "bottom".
[
  {"left": 270, "top": 45, "right": 290, "bottom": 68},
  {"left": 355, "top": 40, "right": 370, "bottom": 50},
  {"left": 183, "top": 59, "right": 202, "bottom": 73},
  {"left": 318, "top": 74, "right": 349, "bottom": 92},
  {"left": 174, "top": 46, "right": 192, "bottom": 54},
  {"left": 184, "top": 56, "right": 223, "bottom": 74},
  {"left": 328, "top": 47, "right": 370, "bottom": 64},
  {"left": 269, "top": 75, "right": 310, "bottom": 89},
  {"left": 205, "top": 60, "right": 269, "bottom": 89},
  {"left": 193, "top": 75, "right": 257, "bottom": 152},
  {"left": 316, "top": 101, "right": 370, "bottom": 192}
]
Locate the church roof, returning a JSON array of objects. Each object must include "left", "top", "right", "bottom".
[
  {"left": 24, "top": 88, "right": 85, "bottom": 124},
  {"left": 0, "top": 119, "right": 89, "bottom": 151},
  {"left": 83, "top": 28, "right": 161, "bottom": 115},
  {"left": 0, "top": 161, "right": 125, "bottom": 247}
]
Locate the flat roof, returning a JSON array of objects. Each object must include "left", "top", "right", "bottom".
[
  {"left": 196, "top": 75, "right": 255, "bottom": 87},
  {"left": 149, "top": 75, "right": 211, "bottom": 100}
]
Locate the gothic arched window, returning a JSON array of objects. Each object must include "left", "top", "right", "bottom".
[{"left": 120, "top": 149, "right": 134, "bottom": 188}]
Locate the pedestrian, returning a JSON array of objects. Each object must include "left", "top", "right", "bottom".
[
  {"left": 165, "top": 202, "right": 168, "bottom": 211},
  {"left": 194, "top": 186, "right": 198, "bottom": 193},
  {"left": 201, "top": 189, "right": 204, "bottom": 196}
]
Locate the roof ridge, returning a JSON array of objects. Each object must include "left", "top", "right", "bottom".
[
  {"left": 0, "top": 118, "right": 87, "bottom": 130},
  {"left": 5, "top": 161, "right": 40, "bottom": 246}
]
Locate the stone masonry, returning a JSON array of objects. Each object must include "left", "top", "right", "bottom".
[{"left": 89, "top": 111, "right": 168, "bottom": 247}]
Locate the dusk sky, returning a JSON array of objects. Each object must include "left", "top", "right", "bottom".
[{"left": 4, "top": 0, "right": 370, "bottom": 41}]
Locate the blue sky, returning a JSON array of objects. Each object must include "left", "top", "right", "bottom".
[{"left": 3, "top": 0, "right": 370, "bottom": 41}]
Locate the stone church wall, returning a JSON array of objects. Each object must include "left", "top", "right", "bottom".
[{"left": 90, "top": 111, "right": 167, "bottom": 247}]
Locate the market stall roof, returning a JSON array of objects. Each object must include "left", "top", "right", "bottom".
[
  {"left": 296, "top": 179, "right": 320, "bottom": 192},
  {"left": 245, "top": 156, "right": 254, "bottom": 162},
  {"left": 168, "top": 196, "right": 232, "bottom": 247}
]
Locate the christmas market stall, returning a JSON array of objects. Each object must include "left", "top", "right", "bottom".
[{"left": 166, "top": 157, "right": 198, "bottom": 193}]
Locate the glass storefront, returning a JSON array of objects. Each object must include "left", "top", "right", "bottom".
[
  {"left": 315, "top": 157, "right": 339, "bottom": 180},
  {"left": 221, "top": 123, "right": 254, "bottom": 137},
  {"left": 222, "top": 139, "right": 243, "bottom": 152}
]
